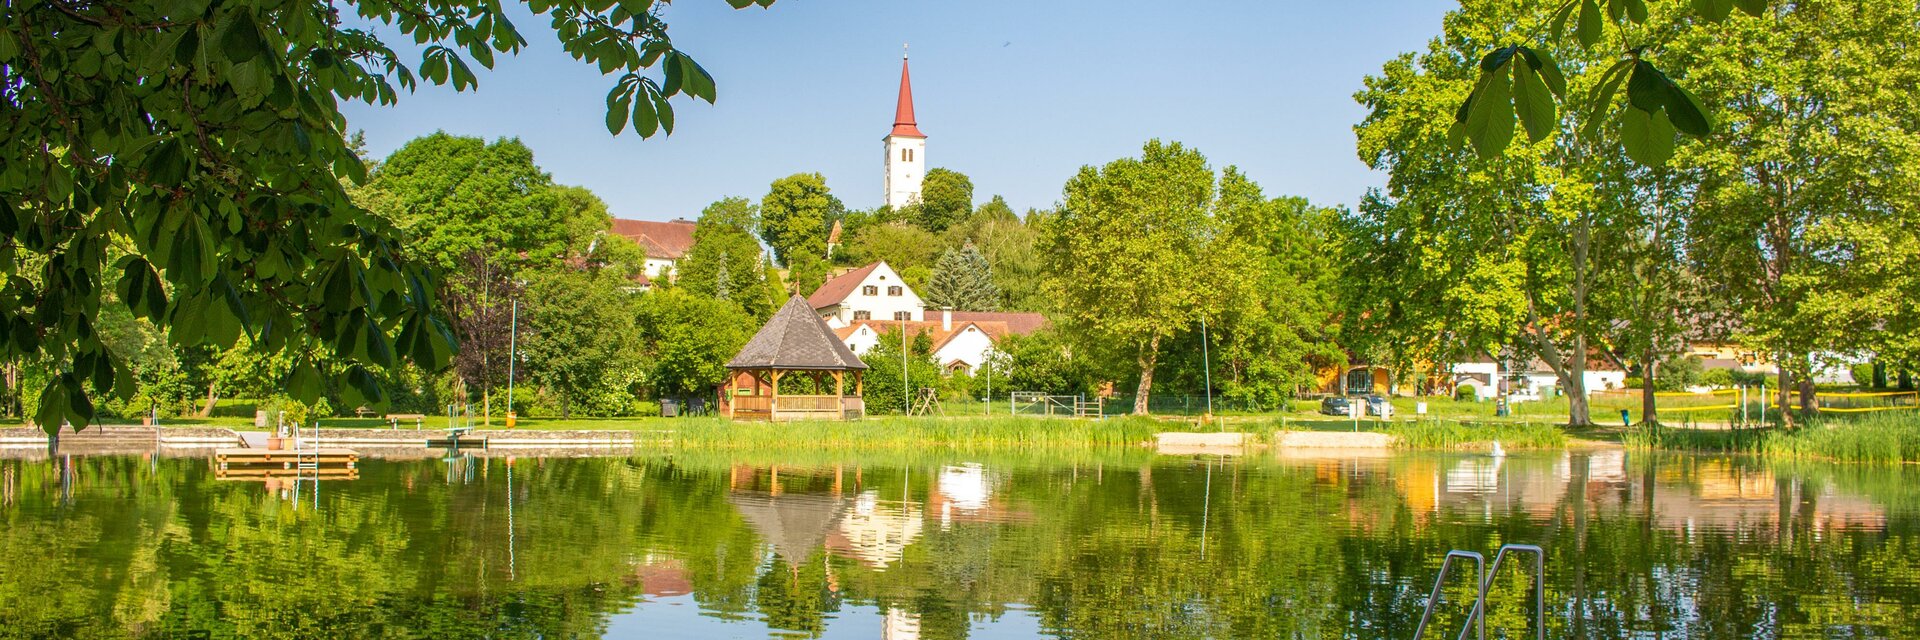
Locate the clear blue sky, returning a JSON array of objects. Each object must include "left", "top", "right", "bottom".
[{"left": 341, "top": 1, "right": 1455, "bottom": 222}]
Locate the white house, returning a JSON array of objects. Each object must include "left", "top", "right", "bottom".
[
  {"left": 809, "top": 261, "right": 926, "bottom": 327},
  {"left": 610, "top": 218, "right": 697, "bottom": 282},
  {"left": 1452, "top": 354, "right": 1627, "bottom": 402},
  {"left": 833, "top": 310, "right": 1013, "bottom": 375}
]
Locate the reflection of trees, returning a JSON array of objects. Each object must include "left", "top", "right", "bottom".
[{"left": 6, "top": 454, "right": 1920, "bottom": 638}]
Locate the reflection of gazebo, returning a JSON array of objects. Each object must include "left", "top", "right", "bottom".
[
  {"left": 720, "top": 295, "right": 868, "bottom": 421},
  {"left": 727, "top": 492, "right": 849, "bottom": 565}
]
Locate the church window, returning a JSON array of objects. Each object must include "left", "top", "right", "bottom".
[
  {"left": 887, "top": 286, "right": 902, "bottom": 296},
  {"left": 901, "top": 148, "right": 908, "bottom": 162},
  {"left": 893, "top": 311, "right": 911, "bottom": 321},
  {"left": 854, "top": 311, "right": 872, "bottom": 320},
  {"left": 862, "top": 285, "right": 878, "bottom": 296},
  {"left": 908, "top": 148, "right": 914, "bottom": 162}
]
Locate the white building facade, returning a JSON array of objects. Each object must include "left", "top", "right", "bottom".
[{"left": 808, "top": 261, "right": 924, "bottom": 328}]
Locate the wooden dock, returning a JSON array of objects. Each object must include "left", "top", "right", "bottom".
[
  {"left": 214, "top": 448, "right": 359, "bottom": 469},
  {"left": 215, "top": 467, "right": 362, "bottom": 480}
]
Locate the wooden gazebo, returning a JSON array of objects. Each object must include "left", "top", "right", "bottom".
[{"left": 720, "top": 295, "right": 869, "bottom": 421}]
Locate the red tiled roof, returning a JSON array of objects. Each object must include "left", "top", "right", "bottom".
[
  {"left": 847, "top": 319, "right": 1011, "bottom": 353},
  {"left": 889, "top": 58, "right": 925, "bottom": 138},
  {"left": 610, "top": 218, "right": 697, "bottom": 260},
  {"left": 808, "top": 262, "right": 883, "bottom": 309},
  {"left": 950, "top": 311, "right": 1046, "bottom": 335}
]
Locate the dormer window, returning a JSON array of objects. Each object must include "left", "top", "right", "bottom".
[
  {"left": 862, "top": 285, "right": 878, "bottom": 296},
  {"left": 887, "top": 286, "right": 902, "bottom": 296}
]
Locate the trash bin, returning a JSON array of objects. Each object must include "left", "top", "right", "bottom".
[{"left": 661, "top": 398, "right": 679, "bottom": 418}]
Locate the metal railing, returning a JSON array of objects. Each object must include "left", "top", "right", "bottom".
[{"left": 1413, "top": 544, "right": 1545, "bottom": 640}]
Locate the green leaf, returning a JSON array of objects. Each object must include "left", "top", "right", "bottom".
[
  {"left": 1620, "top": 105, "right": 1676, "bottom": 165},
  {"left": 1464, "top": 62, "right": 1515, "bottom": 160},
  {"left": 1693, "top": 0, "right": 1734, "bottom": 21},
  {"left": 1578, "top": 0, "right": 1603, "bottom": 47},
  {"left": 117, "top": 257, "right": 168, "bottom": 321},
  {"left": 1734, "top": 0, "right": 1767, "bottom": 17},
  {"left": 1512, "top": 61, "right": 1557, "bottom": 143},
  {"left": 220, "top": 10, "right": 266, "bottom": 64},
  {"left": 0, "top": 199, "right": 18, "bottom": 237},
  {"left": 1583, "top": 60, "right": 1634, "bottom": 139},
  {"left": 1520, "top": 47, "right": 1566, "bottom": 98},
  {"left": 1663, "top": 80, "right": 1713, "bottom": 136},
  {"left": 1624, "top": 0, "right": 1648, "bottom": 23},
  {"left": 605, "top": 91, "right": 631, "bottom": 135},
  {"left": 1550, "top": 1, "right": 1579, "bottom": 42},
  {"left": 1479, "top": 46, "right": 1518, "bottom": 72},
  {"left": 339, "top": 365, "right": 385, "bottom": 408},
  {"left": 632, "top": 90, "right": 660, "bottom": 138},
  {"left": 321, "top": 257, "right": 366, "bottom": 313},
  {"left": 1626, "top": 61, "right": 1666, "bottom": 112},
  {"left": 35, "top": 377, "right": 67, "bottom": 433},
  {"left": 653, "top": 92, "right": 674, "bottom": 135},
  {"left": 62, "top": 373, "right": 94, "bottom": 429},
  {"left": 285, "top": 360, "right": 324, "bottom": 403}
]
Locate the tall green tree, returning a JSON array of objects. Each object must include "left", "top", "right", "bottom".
[
  {"left": 0, "top": 0, "right": 747, "bottom": 430},
  {"left": 759, "top": 173, "right": 843, "bottom": 266},
  {"left": 1207, "top": 171, "right": 1347, "bottom": 406},
  {"left": 1045, "top": 140, "right": 1217, "bottom": 415},
  {"left": 1355, "top": 0, "right": 1672, "bottom": 425},
  {"left": 1667, "top": 0, "right": 1920, "bottom": 419},
  {"left": 677, "top": 197, "right": 778, "bottom": 320},
  {"left": 360, "top": 134, "right": 574, "bottom": 268},
  {"left": 842, "top": 223, "right": 941, "bottom": 283},
  {"left": 520, "top": 268, "right": 642, "bottom": 418},
  {"left": 636, "top": 289, "right": 753, "bottom": 399},
  {"left": 915, "top": 168, "right": 974, "bottom": 233},
  {"left": 924, "top": 244, "right": 999, "bottom": 311}
]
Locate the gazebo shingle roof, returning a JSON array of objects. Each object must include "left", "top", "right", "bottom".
[{"left": 727, "top": 295, "right": 869, "bottom": 371}]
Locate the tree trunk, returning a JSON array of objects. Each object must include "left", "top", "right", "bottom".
[
  {"left": 1640, "top": 354, "right": 1658, "bottom": 427},
  {"left": 1901, "top": 370, "right": 1914, "bottom": 391},
  {"left": 1797, "top": 371, "right": 1817, "bottom": 414},
  {"left": 1776, "top": 364, "right": 1794, "bottom": 428},
  {"left": 198, "top": 382, "right": 219, "bottom": 418},
  {"left": 1567, "top": 336, "right": 1591, "bottom": 427},
  {"left": 1133, "top": 335, "right": 1160, "bottom": 415},
  {"left": 483, "top": 385, "right": 492, "bottom": 427},
  {"left": 561, "top": 378, "right": 572, "bottom": 419}
]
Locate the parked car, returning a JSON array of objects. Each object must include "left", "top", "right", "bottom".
[
  {"left": 1320, "top": 395, "right": 1352, "bottom": 416},
  {"left": 1365, "top": 394, "right": 1394, "bottom": 418}
]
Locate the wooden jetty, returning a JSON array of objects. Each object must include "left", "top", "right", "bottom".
[
  {"left": 214, "top": 448, "right": 359, "bottom": 470},
  {"left": 215, "top": 467, "right": 361, "bottom": 480}
]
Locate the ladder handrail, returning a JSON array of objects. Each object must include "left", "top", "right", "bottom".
[
  {"left": 1413, "top": 544, "right": 1546, "bottom": 640},
  {"left": 1413, "top": 550, "right": 1484, "bottom": 640},
  {"left": 1466, "top": 544, "right": 1545, "bottom": 640}
]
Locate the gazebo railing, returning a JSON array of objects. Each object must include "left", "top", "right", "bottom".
[
  {"left": 775, "top": 395, "right": 842, "bottom": 412},
  {"left": 733, "top": 396, "right": 773, "bottom": 414}
]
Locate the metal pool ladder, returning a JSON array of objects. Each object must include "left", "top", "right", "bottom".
[{"left": 1412, "top": 544, "right": 1545, "bottom": 640}]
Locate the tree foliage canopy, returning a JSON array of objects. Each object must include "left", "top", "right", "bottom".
[{"left": 0, "top": 0, "right": 758, "bottom": 432}]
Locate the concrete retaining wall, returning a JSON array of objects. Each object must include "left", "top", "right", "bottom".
[{"left": 1273, "top": 430, "right": 1397, "bottom": 449}]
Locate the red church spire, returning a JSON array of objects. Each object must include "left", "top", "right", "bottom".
[{"left": 890, "top": 53, "right": 925, "bottom": 138}]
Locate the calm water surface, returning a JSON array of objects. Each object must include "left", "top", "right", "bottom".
[{"left": 3, "top": 448, "right": 1919, "bottom": 639}]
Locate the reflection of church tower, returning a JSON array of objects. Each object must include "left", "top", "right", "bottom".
[{"left": 883, "top": 49, "right": 926, "bottom": 210}]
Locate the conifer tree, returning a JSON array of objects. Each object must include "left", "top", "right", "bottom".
[{"left": 924, "top": 244, "right": 1000, "bottom": 311}]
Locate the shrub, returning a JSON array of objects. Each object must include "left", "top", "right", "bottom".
[
  {"left": 1454, "top": 384, "right": 1478, "bottom": 401},
  {"left": 1623, "top": 376, "right": 1644, "bottom": 389}
]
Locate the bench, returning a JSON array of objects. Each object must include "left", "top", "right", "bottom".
[{"left": 387, "top": 413, "right": 427, "bottom": 429}]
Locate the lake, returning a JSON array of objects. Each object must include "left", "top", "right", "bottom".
[{"left": 3, "top": 448, "right": 1918, "bottom": 639}]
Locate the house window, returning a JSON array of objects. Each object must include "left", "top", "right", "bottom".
[
  {"left": 862, "top": 285, "right": 878, "bottom": 296},
  {"left": 893, "top": 311, "right": 912, "bottom": 321},
  {"left": 887, "top": 286, "right": 902, "bottom": 296},
  {"left": 854, "top": 311, "right": 871, "bottom": 320}
]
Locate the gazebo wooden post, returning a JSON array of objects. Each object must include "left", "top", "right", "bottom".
[
  {"left": 834, "top": 371, "right": 846, "bottom": 419},
  {"left": 770, "top": 369, "right": 782, "bottom": 418}
]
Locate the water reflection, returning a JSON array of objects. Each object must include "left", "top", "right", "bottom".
[{"left": 2, "top": 450, "right": 1919, "bottom": 638}]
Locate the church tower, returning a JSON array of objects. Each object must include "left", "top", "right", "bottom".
[{"left": 883, "top": 52, "right": 926, "bottom": 210}]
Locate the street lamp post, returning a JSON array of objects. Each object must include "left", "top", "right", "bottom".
[{"left": 1200, "top": 317, "right": 1214, "bottom": 419}]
